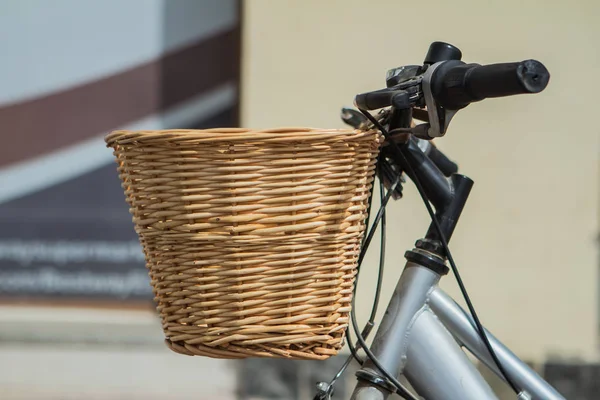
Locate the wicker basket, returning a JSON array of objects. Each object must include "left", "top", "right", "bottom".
[{"left": 105, "top": 127, "right": 382, "bottom": 360}]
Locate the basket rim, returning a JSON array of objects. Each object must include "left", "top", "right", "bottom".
[{"left": 105, "top": 127, "right": 380, "bottom": 147}]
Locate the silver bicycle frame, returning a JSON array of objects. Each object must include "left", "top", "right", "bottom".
[{"left": 350, "top": 261, "right": 566, "bottom": 400}]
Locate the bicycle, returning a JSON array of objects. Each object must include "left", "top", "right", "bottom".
[{"left": 312, "top": 42, "right": 564, "bottom": 400}]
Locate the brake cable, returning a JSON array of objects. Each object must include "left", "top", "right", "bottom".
[
  {"left": 316, "top": 173, "right": 419, "bottom": 400},
  {"left": 348, "top": 174, "right": 420, "bottom": 400},
  {"left": 360, "top": 109, "right": 521, "bottom": 395}
]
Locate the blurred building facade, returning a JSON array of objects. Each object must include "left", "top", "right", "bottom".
[{"left": 0, "top": 0, "right": 598, "bottom": 399}]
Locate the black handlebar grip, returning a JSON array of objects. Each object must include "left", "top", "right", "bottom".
[
  {"left": 354, "top": 87, "right": 397, "bottom": 110},
  {"left": 467, "top": 60, "right": 549, "bottom": 97},
  {"left": 432, "top": 59, "right": 550, "bottom": 110}
]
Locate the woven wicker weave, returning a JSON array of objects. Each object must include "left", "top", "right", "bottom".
[{"left": 105, "top": 127, "right": 382, "bottom": 360}]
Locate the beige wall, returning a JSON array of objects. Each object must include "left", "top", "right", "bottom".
[{"left": 242, "top": 0, "right": 600, "bottom": 362}]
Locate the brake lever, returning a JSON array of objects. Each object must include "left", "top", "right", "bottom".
[
  {"left": 341, "top": 108, "right": 392, "bottom": 132},
  {"left": 415, "top": 62, "right": 459, "bottom": 139},
  {"left": 341, "top": 107, "right": 369, "bottom": 129}
]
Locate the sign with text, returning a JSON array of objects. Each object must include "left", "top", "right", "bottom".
[{"left": 0, "top": 1, "right": 240, "bottom": 306}]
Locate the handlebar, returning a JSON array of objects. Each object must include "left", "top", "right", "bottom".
[
  {"left": 354, "top": 58, "right": 549, "bottom": 112},
  {"left": 431, "top": 59, "right": 550, "bottom": 110}
]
